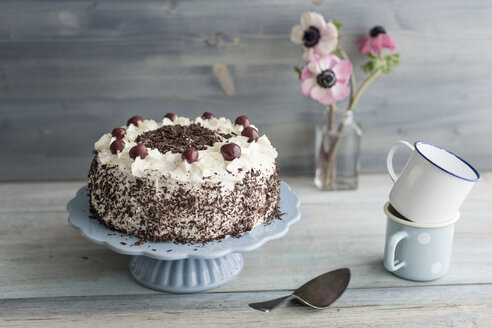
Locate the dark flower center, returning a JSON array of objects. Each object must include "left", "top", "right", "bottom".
[
  {"left": 316, "top": 69, "right": 337, "bottom": 88},
  {"left": 303, "top": 26, "right": 321, "bottom": 48},
  {"left": 370, "top": 25, "right": 386, "bottom": 37}
]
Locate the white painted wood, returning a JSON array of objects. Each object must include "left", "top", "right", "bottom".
[
  {"left": 1, "top": 287, "right": 491, "bottom": 327},
  {"left": 1, "top": 285, "right": 491, "bottom": 327},
  {"left": 1, "top": 172, "right": 490, "bottom": 212},
  {"left": 1, "top": 0, "right": 491, "bottom": 179},
  {"left": 0, "top": 181, "right": 84, "bottom": 213},
  {"left": 1, "top": 173, "right": 491, "bottom": 326},
  {"left": 213, "top": 64, "right": 235, "bottom": 96},
  {"left": 0, "top": 174, "right": 491, "bottom": 300}
]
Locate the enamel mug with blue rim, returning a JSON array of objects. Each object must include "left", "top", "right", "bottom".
[{"left": 386, "top": 140, "right": 479, "bottom": 223}]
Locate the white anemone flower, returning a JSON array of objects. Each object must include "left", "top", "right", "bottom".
[{"left": 291, "top": 12, "right": 338, "bottom": 60}]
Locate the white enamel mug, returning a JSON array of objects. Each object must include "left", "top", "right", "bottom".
[{"left": 386, "top": 141, "right": 480, "bottom": 223}]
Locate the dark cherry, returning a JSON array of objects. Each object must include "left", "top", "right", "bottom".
[
  {"left": 127, "top": 115, "right": 144, "bottom": 127},
  {"left": 220, "top": 143, "right": 241, "bottom": 161},
  {"left": 202, "top": 112, "right": 215, "bottom": 119},
  {"left": 110, "top": 139, "right": 125, "bottom": 154},
  {"left": 129, "top": 144, "right": 148, "bottom": 160},
  {"left": 111, "top": 128, "right": 126, "bottom": 139},
  {"left": 235, "top": 115, "right": 250, "bottom": 128},
  {"left": 164, "top": 112, "right": 176, "bottom": 121},
  {"left": 241, "top": 127, "right": 259, "bottom": 142},
  {"left": 182, "top": 148, "right": 199, "bottom": 163}
]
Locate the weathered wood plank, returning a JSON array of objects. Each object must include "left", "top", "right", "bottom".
[
  {"left": 1, "top": 174, "right": 491, "bottom": 326},
  {"left": 1, "top": 0, "right": 491, "bottom": 179},
  {"left": 2, "top": 0, "right": 492, "bottom": 40},
  {"left": 1, "top": 284, "right": 491, "bottom": 317},
  {"left": 0, "top": 181, "right": 85, "bottom": 213},
  {"left": 0, "top": 174, "right": 491, "bottom": 299},
  {"left": 1, "top": 285, "right": 491, "bottom": 327},
  {"left": 1, "top": 172, "right": 491, "bottom": 213},
  {"left": 2, "top": 305, "right": 490, "bottom": 328}
]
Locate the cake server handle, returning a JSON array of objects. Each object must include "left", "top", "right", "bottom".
[{"left": 248, "top": 295, "right": 295, "bottom": 312}]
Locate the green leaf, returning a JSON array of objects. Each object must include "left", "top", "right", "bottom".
[
  {"left": 361, "top": 61, "right": 376, "bottom": 74},
  {"left": 382, "top": 53, "right": 400, "bottom": 74},
  {"left": 294, "top": 65, "right": 303, "bottom": 80},
  {"left": 332, "top": 20, "right": 343, "bottom": 40},
  {"left": 360, "top": 53, "right": 400, "bottom": 74},
  {"left": 332, "top": 20, "right": 343, "bottom": 31}
]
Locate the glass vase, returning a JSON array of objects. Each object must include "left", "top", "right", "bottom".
[{"left": 314, "top": 108, "right": 362, "bottom": 190}]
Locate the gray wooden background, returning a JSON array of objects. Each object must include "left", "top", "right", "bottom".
[{"left": 1, "top": 0, "right": 491, "bottom": 181}]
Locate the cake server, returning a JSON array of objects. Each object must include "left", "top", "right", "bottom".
[{"left": 248, "top": 268, "right": 350, "bottom": 312}]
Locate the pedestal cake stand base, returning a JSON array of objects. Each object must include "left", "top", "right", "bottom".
[{"left": 129, "top": 253, "right": 243, "bottom": 293}]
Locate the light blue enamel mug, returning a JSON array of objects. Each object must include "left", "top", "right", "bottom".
[{"left": 383, "top": 202, "right": 460, "bottom": 281}]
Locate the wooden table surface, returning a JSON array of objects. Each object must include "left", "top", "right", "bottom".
[{"left": 1, "top": 173, "right": 491, "bottom": 327}]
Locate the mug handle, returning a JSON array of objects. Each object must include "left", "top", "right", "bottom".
[
  {"left": 386, "top": 140, "right": 415, "bottom": 182},
  {"left": 384, "top": 231, "right": 407, "bottom": 272}
]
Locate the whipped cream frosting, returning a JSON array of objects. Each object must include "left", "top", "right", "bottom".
[{"left": 94, "top": 116, "right": 278, "bottom": 188}]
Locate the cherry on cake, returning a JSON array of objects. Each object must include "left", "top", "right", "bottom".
[{"left": 88, "top": 113, "right": 280, "bottom": 243}]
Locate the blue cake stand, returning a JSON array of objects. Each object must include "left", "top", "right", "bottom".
[{"left": 67, "top": 181, "right": 301, "bottom": 293}]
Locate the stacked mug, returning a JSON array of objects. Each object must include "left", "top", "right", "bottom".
[{"left": 383, "top": 141, "right": 480, "bottom": 281}]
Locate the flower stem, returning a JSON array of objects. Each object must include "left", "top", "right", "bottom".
[
  {"left": 326, "top": 104, "right": 337, "bottom": 187},
  {"left": 317, "top": 48, "right": 383, "bottom": 189},
  {"left": 321, "top": 112, "right": 353, "bottom": 188},
  {"left": 328, "top": 103, "right": 336, "bottom": 133},
  {"left": 348, "top": 67, "right": 382, "bottom": 112},
  {"left": 337, "top": 45, "right": 356, "bottom": 102},
  {"left": 322, "top": 68, "right": 383, "bottom": 187}
]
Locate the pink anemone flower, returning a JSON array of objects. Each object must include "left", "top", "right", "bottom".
[
  {"left": 301, "top": 54, "right": 352, "bottom": 106},
  {"left": 291, "top": 12, "right": 338, "bottom": 59},
  {"left": 358, "top": 25, "right": 396, "bottom": 54}
]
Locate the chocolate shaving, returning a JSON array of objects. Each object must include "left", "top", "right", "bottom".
[
  {"left": 132, "top": 240, "right": 145, "bottom": 246},
  {"left": 136, "top": 123, "right": 226, "bottom": 154}
]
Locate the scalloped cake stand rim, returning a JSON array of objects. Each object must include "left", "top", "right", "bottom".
[{"left": 67, "top": 180, "right": 301, "bottom": 261}]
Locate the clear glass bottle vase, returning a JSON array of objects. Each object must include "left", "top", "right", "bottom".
[{"left": 314, "top": 108, "right": 362, "bottom": 190}]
